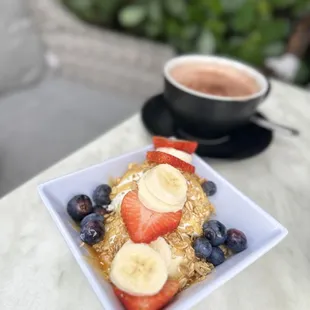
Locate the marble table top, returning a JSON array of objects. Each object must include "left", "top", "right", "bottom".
[{"left": 0, "top": 80, "right": 309, "bottom": 310}]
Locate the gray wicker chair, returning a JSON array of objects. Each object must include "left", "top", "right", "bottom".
[{"left": 0, "top": 0, "right": 174, "bottom": 196}]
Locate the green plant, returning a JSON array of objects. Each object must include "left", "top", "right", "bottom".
[{"left": 63, "top": 0, "right": 310, "bottom": 84}]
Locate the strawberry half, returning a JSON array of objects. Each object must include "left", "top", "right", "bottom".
[
  {"left": 121, "top": 191, "right": 182, "bottom": 243},
  {"left": 147, "top": 151, "right": 195, "bottom": 174},
  {"left": 153, "top": 136, "right": 198, "bottom": 154},
  {"left": 114, "top": 279, "right": 179, "bottom": 310}
]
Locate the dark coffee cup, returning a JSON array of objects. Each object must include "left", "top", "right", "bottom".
[{"left": 164, "top": 55, "right": 270, "bottom": 137}]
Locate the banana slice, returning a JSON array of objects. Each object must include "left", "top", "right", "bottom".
[
  {"left": 110, "top": 243, "right": 168, "bottom": 296},
  {"left": 150, "top": 237, "right": 172, "bottom": 268},
  {"left": 156, "top": 147, "right": 192, "bottom": 163},
  {"left": 139, "top": 176, "right": 183, "bottom": 213},
  {"left": 168, "top": 256, "right": 183, "bottom": 279},
  {"left": 125, "top": 237, "right": 172, "bottom": 269},
  {"left": 122, "top": 239, "right": 181, "bottom": 279},
  {"left": 147, "top": 164, "right": 187, "bottom": 205},
  {"left": 138, "top": 164, "right": 187, "bottom": 213}
]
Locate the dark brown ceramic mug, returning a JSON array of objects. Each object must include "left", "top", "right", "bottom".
[{"left": 163, "top": 55, "right": 270, "bottom": 137}]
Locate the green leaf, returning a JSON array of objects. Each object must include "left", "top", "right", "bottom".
[
  {"left": 230, "top": 1, "right": 256, "bottom": 32},
  {"left": 177, "top": 39, "right": 193, "bottom": 53},
  {"left": 205, "top": 19, "right": 226, "bottom": 37},
  {"left": 64, "top": 0, "right": 305, "bottom": 81},
  {"left": 264, "top": 42, "right": 285, "bottom": 57},
  {"left": 145, "top": 22, "right": 161, "bottom": 38},
  {"left": 227, "top": 36, "right": 244, "bottom": 53},
  {"left": 165, "top": 18, "right": 181, "bottom": 38},
  {"left": 203, "top": 0, "right": 223, "bottom": 16},
  {"left": 229, "top": 36, "right": 244, "bottom": 47},
  {"left": 293, "top": 2, "right": 310, "bottom": 17},
  {"left": 148, "top": 0, "right": 162, "bottom": 24},
  {"left": 118, "top": 5, "right": 146, "bottom": 28},
  {"left": 220, "top": 0, "right": 247, "bottom": 13},
  {"left": 187, "top": 2, "right": 207, "bottom": 22},
  {"left": 236, "top": 31, "right": 264, "bottom": 66},
  {"left": 165, "top": 0, "right": 187, "bottom": 18},
  {"left": 256, "top": 0, "right": 272, "bottom": 20},
  {"left": 196, "top": 30, "right": 216, "bottom": 54},
  {"left": 181, "top": 24, "right": 198, "bottom": 40},
  {"left": 258, "top": 19, "right": 290, "bottom": 43},
  {"left": 269, "top": 0, "right": 295, "bottom": 9}
]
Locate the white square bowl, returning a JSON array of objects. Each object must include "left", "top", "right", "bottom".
[{"left": 38, "top": 145, "right": 287, "bottom": 310}]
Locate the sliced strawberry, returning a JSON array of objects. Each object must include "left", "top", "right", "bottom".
[
  {"left": 153, "top": 136, "right": 198, "bottom": 154},
  {"left": 147, "top": 151, "right": 195, "bottom": 174},
  {"left": 121, "top": 191, "right": 182, "bottom": 243},
  {"left": 114, "top": 279, "right": 179, "bottom": 310}
]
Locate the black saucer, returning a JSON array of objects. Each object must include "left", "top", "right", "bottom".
[{"left": 141, "top": 94, "right": 273, "bottom": 159}]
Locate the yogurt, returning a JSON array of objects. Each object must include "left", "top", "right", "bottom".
[
  {"left": 108, "top": 171, "right": 144, "bottom": 212},
  {"left": 156, "top": 147, "right": 192, "bottom": 163},
  {"left": 118, "top": 170, "right": 144, "bottom": 186},
  {"left": 107, "top": 190, "right": 130, "bottom": 212}
]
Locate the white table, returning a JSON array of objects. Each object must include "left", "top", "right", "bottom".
[{"left": 0, "top": 80, "right": 309, "bottom": 310}]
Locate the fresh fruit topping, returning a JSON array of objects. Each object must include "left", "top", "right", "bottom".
[
  {"left": 206, "top": 247, "right": 225, "bottom": 266},
  {"left": 80, "top": 220, "right": 105, "bottom": 245},
  {"left": 193, "top": 237, "right": 212, "bottom": 259},
  {"left": 140, "top": 237, "right": 182, "bottom": 279},
  {"left": 138, "top": 164, "right": 187, "bottom": 213},
  {"left": 121, "top": 191, "right": 182, "bottom": 243},
  {"left": 225, "top": 229, "right": 247, "bottom": 253},
  {"left": 147, "top": 164, "right": 187, "bottom": 205},
  {"left": 93, "top": 184, "right": 111, "bottom": 206},
  {"left": 153, "top": 136, "right": 198, "bottom": 154},
  {"left": 113, "top": 279, "right": 179, "bottom": 310},
  {"left": 168, "top": 256, "right": 183, "bottom": 279},
  {"left": 110, "top": 243, "right": 168, "bottom": 296},
  {"left": 67, "top": 194, "right": 93, "bottom": 222},
  {"left": 203, "top": 220, "right": 227, "bottom": 246},
  {"left": 147, "top": 151, "right": 195, "bottom": 174},
  {"left": 80, "top": 213, "right": 104, "bottom": 227},
  {"left": 156, "top": 147, "right": 192, "bottom": 163},
  {"left": 126, "top": 237, "right": 172, "bottom": 269},
  {"left": 93, "top": 204, "right": 110, "bottom": 216},
  {"left": 150, "top": 237, "right": 172, "bottom": 268},
  {"left": 202, "top": 180, "right": 217, "bottom": 196}
]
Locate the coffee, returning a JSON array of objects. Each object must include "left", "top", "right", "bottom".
[{"left": 170, "top": 62, "right": 260, "bottom": 97}]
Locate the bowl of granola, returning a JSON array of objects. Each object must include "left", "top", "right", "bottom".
[{"left": 38, "top": 137, "right": 287, "bottom": 310}]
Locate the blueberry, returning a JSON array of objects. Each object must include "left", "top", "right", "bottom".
[
  {"left": 225, "top": 229, "right": 247, "bottom": 253},
  {"left": 203, "top": 220, "right": 227, "bottom": 246},
  {"left": 80, "top": 220, "right": 105, "bottom": 245},
  {"left": 206, "top": 247, "right": 225, "bottom": 266},
  {"left": 80, "top": 213, "right": 104, "bottom": 227},
  {"left": 202, "top": 181, "right": 217, "bottom": 196},
  {"left": 93, "top": 184, "right": 111, "bottom": 206},
  {"left": 67, "top": 195, "right": 93, "bottom": 222},
  {"left": 193, "top": 237, "right": 212, "bottom": 260},
  {"left": 93, "top": 205, "right": 111, "bottom": 216}
]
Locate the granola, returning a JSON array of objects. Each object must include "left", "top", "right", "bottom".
[{"left": 92, "top": 161, "right": 215, "bottom": 290}]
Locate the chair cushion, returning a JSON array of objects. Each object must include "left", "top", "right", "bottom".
[
  {"left": 0, "top": 77, "right": 142, "bottom": 197},
  {"left": 0, "top": 0, "right": 45, "bottom": 94}
]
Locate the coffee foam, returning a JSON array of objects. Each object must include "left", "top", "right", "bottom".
[{"left": 169, "top": 62, "right": 260, "bottom": 98}]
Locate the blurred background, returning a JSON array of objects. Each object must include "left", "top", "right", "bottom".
[
  {"left": 62, "top": 0, "right": 310, "bottom": 86},
  {"left": 0, "top": 0, "right": 309, "bottom": 198}
]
